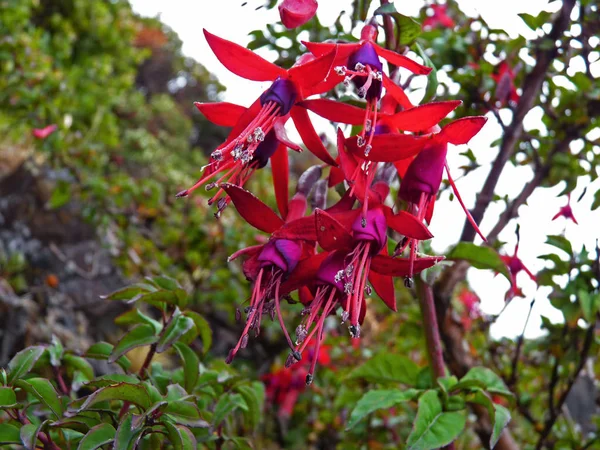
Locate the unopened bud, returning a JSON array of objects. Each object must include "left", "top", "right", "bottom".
[
  {"left": 278, "top": 0, "right": 318, "bottom": 29},
  {"left": 305, "top": 373, "right": 313, "bottom": 386},
  {"left": 297, "top": 165, "right": 322, "bottom": 196}
]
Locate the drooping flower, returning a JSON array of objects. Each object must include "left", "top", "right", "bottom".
[
  {"left": 552, "top": 193, "right": 578, "bottom": 224},
  {"left": 278, "top": 0, "right": 318, "bottom": 29},
  {"left": 177, "top": 30, "right": 338, "bottom": 217},
  {"left": 500, "top": 230, "right": 536, "bottom": 300},
  {"left": 32, "top": 124, "right": 58, "bottom": 140},
  {"left": 457, "top": 286, "right": 481, "bottom": 331},
  {"left": 423, "top": 4, "right": 456, "bottom": 30},
  {"left": 491, "top": 61, "right": 520, "bottom": 106},
  {"left": 303, "top": 24, "right": 432, "bottom": 152}
]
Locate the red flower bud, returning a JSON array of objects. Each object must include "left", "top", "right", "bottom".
[{"left": 278, "top": 0, "right": 318, "bottom": 29}]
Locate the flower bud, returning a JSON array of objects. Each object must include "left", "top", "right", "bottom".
[{"left": 278, "top": 0, "right": 318, "bottom": 29}]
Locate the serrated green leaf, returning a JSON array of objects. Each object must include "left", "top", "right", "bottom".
[
  {"left": 77, "top": 423, "right": 116, "bottom": 450},
  {"left": 109, "top": 325, "right": 158, "bottom": 363},
  {"left": 85, "top": 342, "right": 131, "bottom": 371},
  {"left": 0, "top": 423, "right": 22, "bottom": 444},
  {"left": 447, "top": 242, "right": 511, "bottom": 282},
  {"left": 157, "top": 308, "right": 195, "bottom": 353},
  {"left": 7, "top": 346, "right": 45, "bottom": 384},
  {"left": 347, "top": 353, "right": 419, "bottom": 385},
  {"left": 461, "top": 367, "right": 513, "bottom": 398},
  {"left": 16, "top": 378, "right": 64, "bottom": 420},
  {"left": 73, "top": 382, "right": 151, "bottom": 413},
  {"left": 173, "top": 343, "right": 199, "bottom": 392},
  {"left": 0, "top": 387, "right": 18, "bottom": 409},
  {"left": 407, "top": 390, "right": 466, "bottom": 450},
  {"left": 347, "top": 388, "right": 419, "bottom": 429}
]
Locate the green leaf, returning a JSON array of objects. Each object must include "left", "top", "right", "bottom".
[
  {"left": 115, "top": 309, "right": 162, "bottom": 334},
  {"left": 347, "top": 353, "right": 419, "bottom": 385},
  {"left": 163, "top": 421, "right": 197, "bottom": 450},
  {"left": 415, "top": 42, "right": 438, "bottom": 102},
  {"left": 447, "top": 242, "right": 511, "bottom": 282},
  {"left": 101, "top": 285, "right": 143, "bottom": 302},
  {"left": 7, "top": 346, "right": 45, "bottom": 384},
  {"left": 73, "top": 382, "right": 151, "bottom": 413},
  {"left": 407, "top": 390, "right": 466, "bottom": 450},
  {"left": 109, "top": 324, "right": 158, "bottom": 363},
  {"left": 236, "top": 382, "right": 265, "bottom": 430},
  {"left": 157, "top": 308, "right": 195, "bottom": 353},
  {"left": 85, "top": 342, "right": 131, "bottom": 371},
  {"left": 347, "top": 388, "right": 419, "bottom": 429},
  {"left": 0, "top": 423, "right": 22, "bottom": 444},
  {"left": 48, "top": 180, "right": 71, "bottom": 209},
  {"left": 165, "top": 400, "right": 209, "bottom": 427},
  {"left": 491, "top": 404, "right": 511, "bottom": 449},
  {"left": 578, "top": 289, "right": 599, "bottom": 323},
  {"left": 181, "top": 311, "right": 212, "bottom": 353},
  {"left": 16, "top": 378, "right": 64, "bottom": 420},
  {"left": 63, "top": 354, "right": 95, "bottom": 382},
  {"left": 113, "top": 413, "right": 143, "bottom": 450},
  {"left": 0, "top": 387, "right": 18, "bottom": 409},
  {"left": 173, "top": 343, "right": 199, "bottom": 392},
  {"left": 213, "top": 393, "right": 248, "bottom": 427},
  {"left": 77, "top": 423, "right": 116, "bottom": 450},
  {"left": 461, "top": 367, "right": 513, "bottom": 398},
  {"left": 546, "top": 235, "right": 573, "bottom": 256},
  {"left": 48, "top": 335, "right": 64, "bottom": 367},
  {"left": 373, "top": 4, "right": 422, "bottom": 46}
]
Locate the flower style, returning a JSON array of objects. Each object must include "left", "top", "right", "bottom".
[
  {"left": 176, "top": 30, "right": 338, "bottom": 217},
  {"left": 303, "top": 24, "right": 432, "bottom": 153},
  {"left": 500, "top": 231, "right": 537, "bottom": 300},
  {"left": 32, "top": 124, "right": 58, "bottom": 140},
  {"left": 491, "top": 60, "right": 520, "bottom": 106},
  {"left": 278, "top": 0, "right": 318, "bottom": 29},
  {"left": 423, "top": 4, "right": 456, "bottom": 30},
  {"left": 552, "top": 192, "right": 578, "bottom": 224}
]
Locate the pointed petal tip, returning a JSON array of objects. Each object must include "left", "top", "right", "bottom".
[{"left": 175, "top": 190, "right": 189, "bottom": 198}]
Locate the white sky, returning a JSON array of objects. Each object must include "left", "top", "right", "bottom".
[{"left": 130, "top": 0, "right": 600, "bottom": 339}]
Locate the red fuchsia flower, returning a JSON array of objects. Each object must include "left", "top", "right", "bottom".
[
  {"left": 423, "top": 4, "right": 456, "bottom": 30},
  {"left": 500, "top": 232, "right": 537, "bottom": 300},
  {"left": 222, "top": 179, "right": 321, "bottom": 363},
  {"left": 392, "top": 116, "right": 488, "bottom": 283},
  {"left": 262, "top": 340, "right": 330, "bottom": 418},
  {"left": 552, "top": 193, "right": 578, "bottom": 224},
  {"left": 32, "top": 124, "right": 58, "bottom": 139},
  {"left": 177, "top": 30, "right": 339, "bottom": 218},
  {"left": 491, "top": 61, "right": 520, "bottom": 106},
  {"left": 457, "top": 286, "right": 481, "bottom": 331},
  {"left": 303, "top": 24, "right": 432, "bottom": 153},
  {"left": 278, "top": 0, "right": 318, "bottom": 29}
]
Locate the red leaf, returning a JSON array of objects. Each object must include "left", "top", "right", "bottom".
[
  {"left": 346, "top": 133, "right": 426, "bottom": 162},
  {"left": 370, "top": 254, "right": 444, "bottom": 276},
  {"left": 194, "top": 102, "right": 246, "bottom": 127},
  {"left": 300, "top": 99, "right": 365, "bottom": 125},
  {"left": 204, "top": 29, "right": 286, "bottom": 82},
  {"left": 390, "top": 101, "right": 462, "bottom": 133},
  {"left": 290, "top": 107, "right": 337, "bottom": 166},
  {"left": 382, "top": 73, "right": 413, "bottom": 109},
  {"left": 280, "top": 252, "right": 329, "bottom": 293},
  {"left": 271, "top": 145, "right": 289, "bottom": 219},
  {"left": 272, "top": 215, "right": 317, "bottom": 241},
  {"left": 374, "top": 45, "right": 432, "bottom": 75},
  {"left": 385, "top": 210, "right": 433, "bottom": 240},
  {"left": 438, "top": 116, "right": 488, "bottom": 145},
  {"left": 221, "top": 183, "right": 284, "bottom": 233},
  {"left": 368, "top": 270, "right": 396, "bottom": 311},
  {"left": 315, "top": 209, "right": 354, "bottom": 251},
  {"left": 288, "top": 48, "right": 337, "bottom": 97}
]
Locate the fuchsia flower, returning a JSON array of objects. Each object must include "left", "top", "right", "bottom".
[
  {"left": 278, "top": 0, "right": 318, "bottom": 29},
  {"left": 32, "top": 124, "right": 58, "bottom": 139},
  {"left": 303, "top": 24, "right": 432, "bottom": 153},
  {"left": 552, "top": 193, "right": 578, "bottom": 224},
  {"left": 500, "top": 233, "right": 537, "bottom": 300},
  {"left": 457, "top": 286, "right": 481, "bottom": 331},
  {"left": 491, "top": 61, "right": 520, "bottom": 106},
  {"left": 177, "top": 30, "right": 338, "bottom": 218},
  {"left": 423, "top": 4, "right": 456, "bottom": 30}
]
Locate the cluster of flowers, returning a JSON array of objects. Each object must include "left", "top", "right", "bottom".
[{"left": 177, "top": 25, "right": 489, "bottom": 383}]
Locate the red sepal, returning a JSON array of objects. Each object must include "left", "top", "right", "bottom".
[
  {"left": 346, "top": 133, "right": 426, "bottom": 162},
  {"left": 315, "top": 209, "right": 354, "bottom": 251},
  {"left": 290, "top": 107, "right": 337, "bottom": 166},
  {"left": 368, "top": 246, "right": 396, "bottom": 311},
  {"left": 382, "top": 73, "right": 413, "bottom": 109},
  {"left": 221, "top": 183, "right": 284, "bottom": 233},
  {"left": 289, "top": 48, "right": 337, "bottom": 97},
  {"left": 280, "top": 252, "right": 329, "bottom": 293},
  {"left": 302, "top": 41, "right": 359, "bottom": 61},
  {"left": 390, "top": 101, "right": 462, "bottom": 133},
  {"left": 425, "top": 197, "right": 436, "bottom": 224},
  {"left": 228, "top": 244, "right": 263, "bottom": 262},
  {"left": 300, "top": 99, "right": 365, "bottom": 125},
  {"left": 271, "top": 145, "right": 290, "bottom": 219},
  {"left": 384, "top": 209, "right": 433, "bottom": 240},
  {"left": 194, "top": 102, "right": 246, "bottom": 127},
  {"left": 287, "top": 192, "right": 308, "bottom": 222},
  {"left": 438, "top": 116, "right": 487, "bottom": 145},
  {"left": 374, "top": 45, "right": 432, "bottom": 75},
  {"left": 273, "top": 119, "right": 301, "bottom": 151},
  {"left": 326, "top": 189, "right": 356, "bottom": 213},
  {"left": 394, "top": 158, "right": 412, "bottom": 179},
  {"left": 272, "top": 215, "right": 317, "bottom": 241},
  {"left": 328, "top": 165, "right": 345, "bottom": 187},
  {"left": 204, "top": 29, "right": 286, "bottom": 82},
  {"left": 370, "top": 254, "right": 444, "bottom": 276}
]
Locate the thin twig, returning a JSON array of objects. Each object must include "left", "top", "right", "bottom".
[{"left": 508, "top": 299, "right": 535, "bottom": 387}]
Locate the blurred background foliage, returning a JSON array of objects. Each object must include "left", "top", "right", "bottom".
[{"left": 0, "top": 0, "right": 599, "bottom": 449}]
